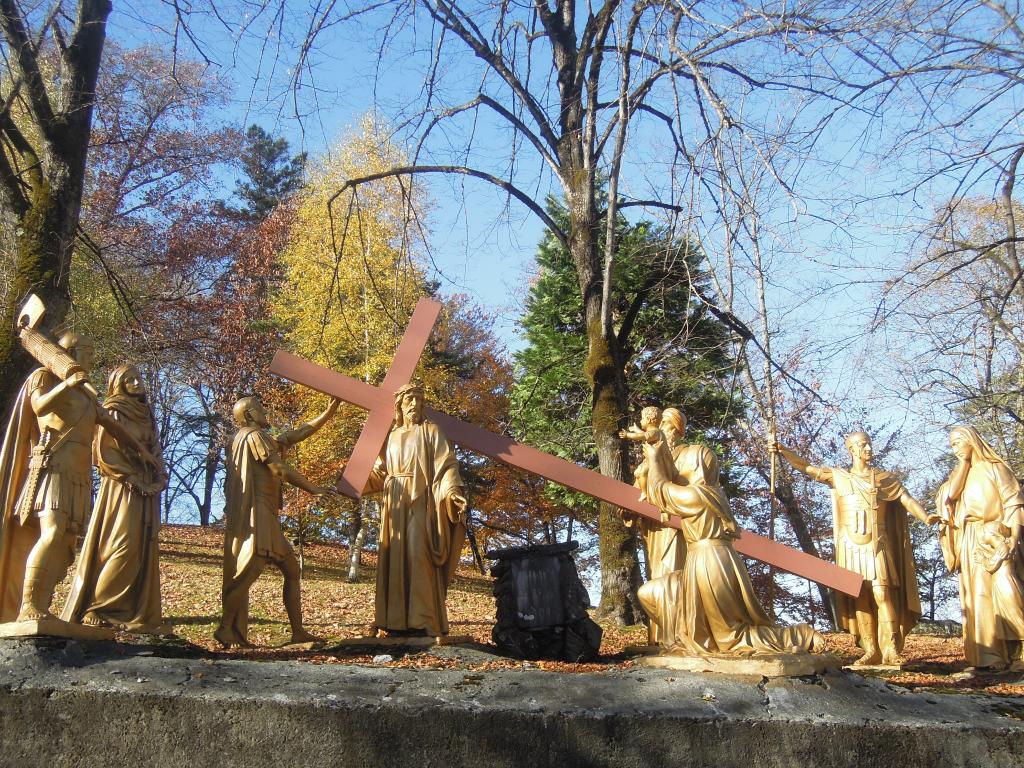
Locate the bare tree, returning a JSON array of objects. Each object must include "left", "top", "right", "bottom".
[
  {"left": 292, "top": 0, "right": 888, "bottom": 621},
  {"left": 868, "top": 2, "right": 1024, "bottom": 445}
]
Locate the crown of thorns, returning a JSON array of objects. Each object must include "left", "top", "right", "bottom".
[{"left": 393, "top": 381, "right": 424, "bottom": 401}]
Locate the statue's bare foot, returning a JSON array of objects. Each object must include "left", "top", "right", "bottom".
[
  {"left": 214, "top": 626, "right": 251, "bottom": 649},
  {"left": 881, "top": 649, "right": 903, "bottom": 666},
  {"left": 853, "top": 648, "right": 882, "bottom": 666},
  {"left": 81, "top": 613, "right": 110, "bottom": 628},
  {"left": 16, "top": 606, "right": 52, "bottom": 622},
  {"left": 289, "top": 629, "right": 322, "bottom": 645}
]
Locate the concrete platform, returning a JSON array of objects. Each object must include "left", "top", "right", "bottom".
[
  {"left": 636, "top": 651, "right": 842, "bottom": 677},
  {"left": 0, "top": 637, "right": 1022, "bottom": 768}
]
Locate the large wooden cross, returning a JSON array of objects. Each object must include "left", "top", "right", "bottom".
[{"left": 270, "top": 298, "right": 863, "bottom": 596}]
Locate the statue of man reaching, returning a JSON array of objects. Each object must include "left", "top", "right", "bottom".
[
  {"left": 773, "top": 432, "right": 939, "bottom": 665},
  {"left": 216, "top": 396, "right": 339, "bottom": 648}
]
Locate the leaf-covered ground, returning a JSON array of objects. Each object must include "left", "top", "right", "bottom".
[{"left": 53, "top": 525, "right": 1024, "bottom": 696}]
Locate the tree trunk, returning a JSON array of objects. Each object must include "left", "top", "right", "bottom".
[
  {"left": 0, "top": 177, "right": 80, "bottom": 415},
  {"left": 0, "top": 0, "right": 113, "bottom": 418},
  {"left": 564, "top": 169, "right": 641, "bottom": 624},
  {"left": 346, "top": 502, "right": 368, "bottom": 582},
  {"left": 198, "top": 447, "right": 219, "bottom": 527}
]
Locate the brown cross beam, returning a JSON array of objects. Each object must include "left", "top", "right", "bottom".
[{"left": 270, "top": 298, "right": 863, "bottom": 597}]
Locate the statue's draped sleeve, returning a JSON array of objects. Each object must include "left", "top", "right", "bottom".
[
  {"left": 646, "top": 440, "right": 737, "bottom": 535},
  {"left": 0, "top": 372, "right": 42, "bottom": 620},
  {"left": 423, "top": 422, "right": 465, "bottom": 585}
]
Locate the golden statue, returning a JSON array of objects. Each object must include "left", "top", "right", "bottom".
[
  {"left": 623, "top": 408, "right": 823, "bottom": 657},
  {"left": 936, "top": 426, "right": 1024, "bottom": 670},
  {"left": 627, "top": 407, "right": 687, "bottom": 644},
  {"left": 773, "top": 432, "right": 938, "bottom": 665},
  {"left": 215, "top": 395, "right": 339, "bottom": 648},
  {"left": 0, "top": 332, "right": 157, "bottom": 628},
  {"left": 62, "top": 365, "right": 167, "bottom": 632},
  {"left": 363, "top": 382, "right": 467, "bottom": 639}
]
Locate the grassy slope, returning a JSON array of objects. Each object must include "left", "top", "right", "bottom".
[{"left": 51, "top": 525, "right": 1024, "bottom": 695}]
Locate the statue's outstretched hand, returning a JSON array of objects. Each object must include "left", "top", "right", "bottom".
[{"left": 314, "top": 487, "right": 343, "bottom": 504}]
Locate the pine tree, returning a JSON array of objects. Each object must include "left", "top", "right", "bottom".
[
  {"left": 230, "top": 125, "right": 308, "bottom": 221},
  {"left": 511, "top": 194, "right": 741, "bottom": 603}
]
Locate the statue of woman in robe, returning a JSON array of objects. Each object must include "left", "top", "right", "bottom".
[
  {"left": 623, "top": 412, "right": 823, "bottom": 656},
  {"left": 62, "top": 365, "right": 166, "bottom": 632},
  {"left": 936, "top": 426, "right": 1024, "bottom": 670}
]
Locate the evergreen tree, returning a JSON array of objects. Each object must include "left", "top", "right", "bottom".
[
  {"left": 229, "top": 125, "right": 308, "bottom": 221},
  {"left": 511, "top": 194, "right": 742, "bottom": 597}
]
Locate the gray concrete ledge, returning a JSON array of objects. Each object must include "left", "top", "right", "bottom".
[{"left": 1, "top": 638, "right": 1022, "bottom": 768}]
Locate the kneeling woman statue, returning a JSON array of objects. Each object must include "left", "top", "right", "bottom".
[{"left": 622, "top": 407, "right": 823, "bottom": 656}]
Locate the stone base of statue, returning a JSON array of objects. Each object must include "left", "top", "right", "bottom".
[
  {"left": 847, "top": 662, "right": 903, "bottom": 672},
  {"left": 624, "top": 643, "right": 660, "bottom": 656},
  {"left": 635, "top": 651, "right": 842, "bottom": 677},
  {"left": 2, "top": 638, "right": 1021, "bottom": 767},
  {"left": 0, "top": 618, "right": 115, "bottom": 641},
  {"left": 330, "top": 634, "right": 474, "bottom": 649}
]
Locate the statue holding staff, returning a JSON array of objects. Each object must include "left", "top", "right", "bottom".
[
  {"left": 772, "top": 432, "right": 938, "bottom": 665},
  {"left": 0, "top": 303, "right": 158, "bottom": 628},
  {"left": 0, "top": 347, "right": 163, "bottom": 625}
]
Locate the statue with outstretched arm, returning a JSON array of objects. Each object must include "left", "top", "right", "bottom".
[
  {"left": 216, "top": 396, "right": 340, "bottom": 648},
  {"left": 772, "top": 432, "right": 938, "bottom": 666}
]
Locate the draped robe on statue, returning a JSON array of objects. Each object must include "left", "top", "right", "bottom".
[
  {"left": 62, "top": 391, "right": 165, "bottom": 631},
  {"left": 366, "top": 420, "right": 465, "bottom": 637},
  {"left": 220, "top": 427, "right": 293, "bottom": 641},
  {"left": 636, "top": 443, "right": 689, "bottom": 581},
  {"left": 938, "top": 460, "right": 1024, "bottom": 668},
  {"left": 0, "top": 375, "right": 38, "bottom": 621},
  {"left": 638, "top": 434, "right": 820, "bottom": 656}
]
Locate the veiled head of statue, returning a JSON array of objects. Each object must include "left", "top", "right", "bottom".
[
  {"left": 949, "top": 425, "right": 1007, "bottom": 468},
  {"left": 107, "top": 364, "right": 146, "bottom": 400},
  {"left": 233, "top": 396, "right": 268, "bottom": 428},
  {"left": 660, "top": 408, "right": 686, "bottom": 441}
]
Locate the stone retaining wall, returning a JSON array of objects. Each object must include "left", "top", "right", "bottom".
[{"left": 1, "top": 639, "right": 1022, "bottom": 768}]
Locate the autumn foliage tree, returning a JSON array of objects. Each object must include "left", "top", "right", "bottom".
[{"left": 265, "top": 118, "right": 520, "bottom": 571}]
